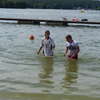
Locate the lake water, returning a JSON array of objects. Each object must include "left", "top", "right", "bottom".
[{"left": 0, "top": 9, "right": 100, "bottom": 100}]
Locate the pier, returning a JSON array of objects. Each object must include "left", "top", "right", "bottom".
[{"left": 0, "top": 18, "right": 100, "bottom": 26}]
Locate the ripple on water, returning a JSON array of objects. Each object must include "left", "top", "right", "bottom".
[
  {"left": 0, "top": 9, "right": 100, "bottom": 100},
  {"left": 0, "top": 92, "right": 100, "bottom": 100}
]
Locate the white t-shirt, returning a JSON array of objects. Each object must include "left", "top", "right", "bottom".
[
  {"left": 41, "top": 37, "right": 55, "bottom": 56},
  {"left": 66, "top": 40, "right": 79, "bottom": 56}
]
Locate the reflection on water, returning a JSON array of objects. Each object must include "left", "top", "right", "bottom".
[
  {"left": 0, "top": 9, "right": 100, "bottom": 100},
  {"left": 38, "top": 56, "right": 54, "bottom": 92},
  {"left": 39, "top": 57, "right": 53, "bottom": 79},
  {"left": 63, "top": 59, "right": 79, "bottom": 87}
]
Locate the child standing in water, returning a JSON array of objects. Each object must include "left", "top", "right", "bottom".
[
  {"left": 37, "top": 30, "right": 55, "bottom": 56},
  {"left": 64, "top": 34, "right": 80, "bottom": 60}
]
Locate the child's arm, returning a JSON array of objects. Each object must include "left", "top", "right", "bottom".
[
  {"left": 75, "top": 42, "right": 80, "bottom": 54},
  {"left": 76, "top": 46, "right": 80, "bottom": 54},
  {"left": 75, "top": 45, "right": 80, "bottom": 55},
  {"left": 51, "top": 39, "right": 55, "bottom": 50},
  {"left": 37, "top": 40, "right": 44, "bottom": 55},
  {"left": 37, "top": 46, "right": 42, "bottom": 55},
  {"left": 71, "top": 46, "right": 80, "bottom": 57},
  {"left": 64, "top": 47, "right": 68, "bottom": 56}
]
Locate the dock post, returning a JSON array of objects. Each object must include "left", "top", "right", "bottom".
[{"left": 63, "top": 22, "right": 68, "bottom": 26}]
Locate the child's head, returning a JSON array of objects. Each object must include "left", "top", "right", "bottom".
[
  {"left": 44, "top": 30, "right": 50, "bottom": 39},
  {"left": 65, "top": 34, "right": 72, "bottom": 42}
]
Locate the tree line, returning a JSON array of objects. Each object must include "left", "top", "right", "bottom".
[{"left": 0, "top": 0, "right": 100, "bottom": 9}]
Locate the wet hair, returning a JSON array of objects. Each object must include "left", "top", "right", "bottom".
[
  {"left": 66, "top": 34, "right": 72, "bottom": 39},
  {"left": 45, "top": 30, "right": 50, "bottom": 35}
]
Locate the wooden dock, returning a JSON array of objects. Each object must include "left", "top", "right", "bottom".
[{"left": 0, "top": 18, "right": 100, "bottom": 26}]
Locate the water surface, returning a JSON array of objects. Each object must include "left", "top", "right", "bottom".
[{"left": 0, "top": 9, "right": 100, "bottom": 100}]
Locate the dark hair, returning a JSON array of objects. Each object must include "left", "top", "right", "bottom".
[
  {"left": 45, "top": 30, "right": 50, "bottom": 35},
  {"left": 66, "top": 34, "right": 72, "bottom": 39}
]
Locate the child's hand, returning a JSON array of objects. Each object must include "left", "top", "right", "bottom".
[
  {"left": 70, "top": 54, "right": 77, "bottom": 59},
  {"left": 71, "top": 54, "right": 76, "bottom": 58}
]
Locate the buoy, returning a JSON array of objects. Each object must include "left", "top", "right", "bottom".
[
  {"left": 29, "top": 35, "right": 35, "bottom": 40},
  {"left": 72, "top": 17, "right": 80, "bottom": 22}
]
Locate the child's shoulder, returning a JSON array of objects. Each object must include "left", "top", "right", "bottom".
[
  {"left": 65, "top": 42, "right": 70, "bottom": 47},
  {"left": 73, "top": 40, "right": 79, "bottom": 45},
  {"left": 49, "top": 37, "right": 54, "bottom": 41}
]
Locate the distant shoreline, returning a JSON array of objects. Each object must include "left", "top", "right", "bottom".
[
  {"left": 0, "top": 8, "right": 100, "bottom": 10},
  {"left": 0, "top": 0, "right": 100, "bottom": 10}
]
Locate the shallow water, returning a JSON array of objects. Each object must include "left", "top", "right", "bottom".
[{"left": 0, "top": 9, "right": 100, "bottom": 100}]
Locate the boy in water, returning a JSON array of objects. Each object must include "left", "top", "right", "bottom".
[
  {"left": 64, "top": 34, "right": 80, "bottom": 60},
  {"left": 37, "top": 30, "right": 55, "bottom": 56}
]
